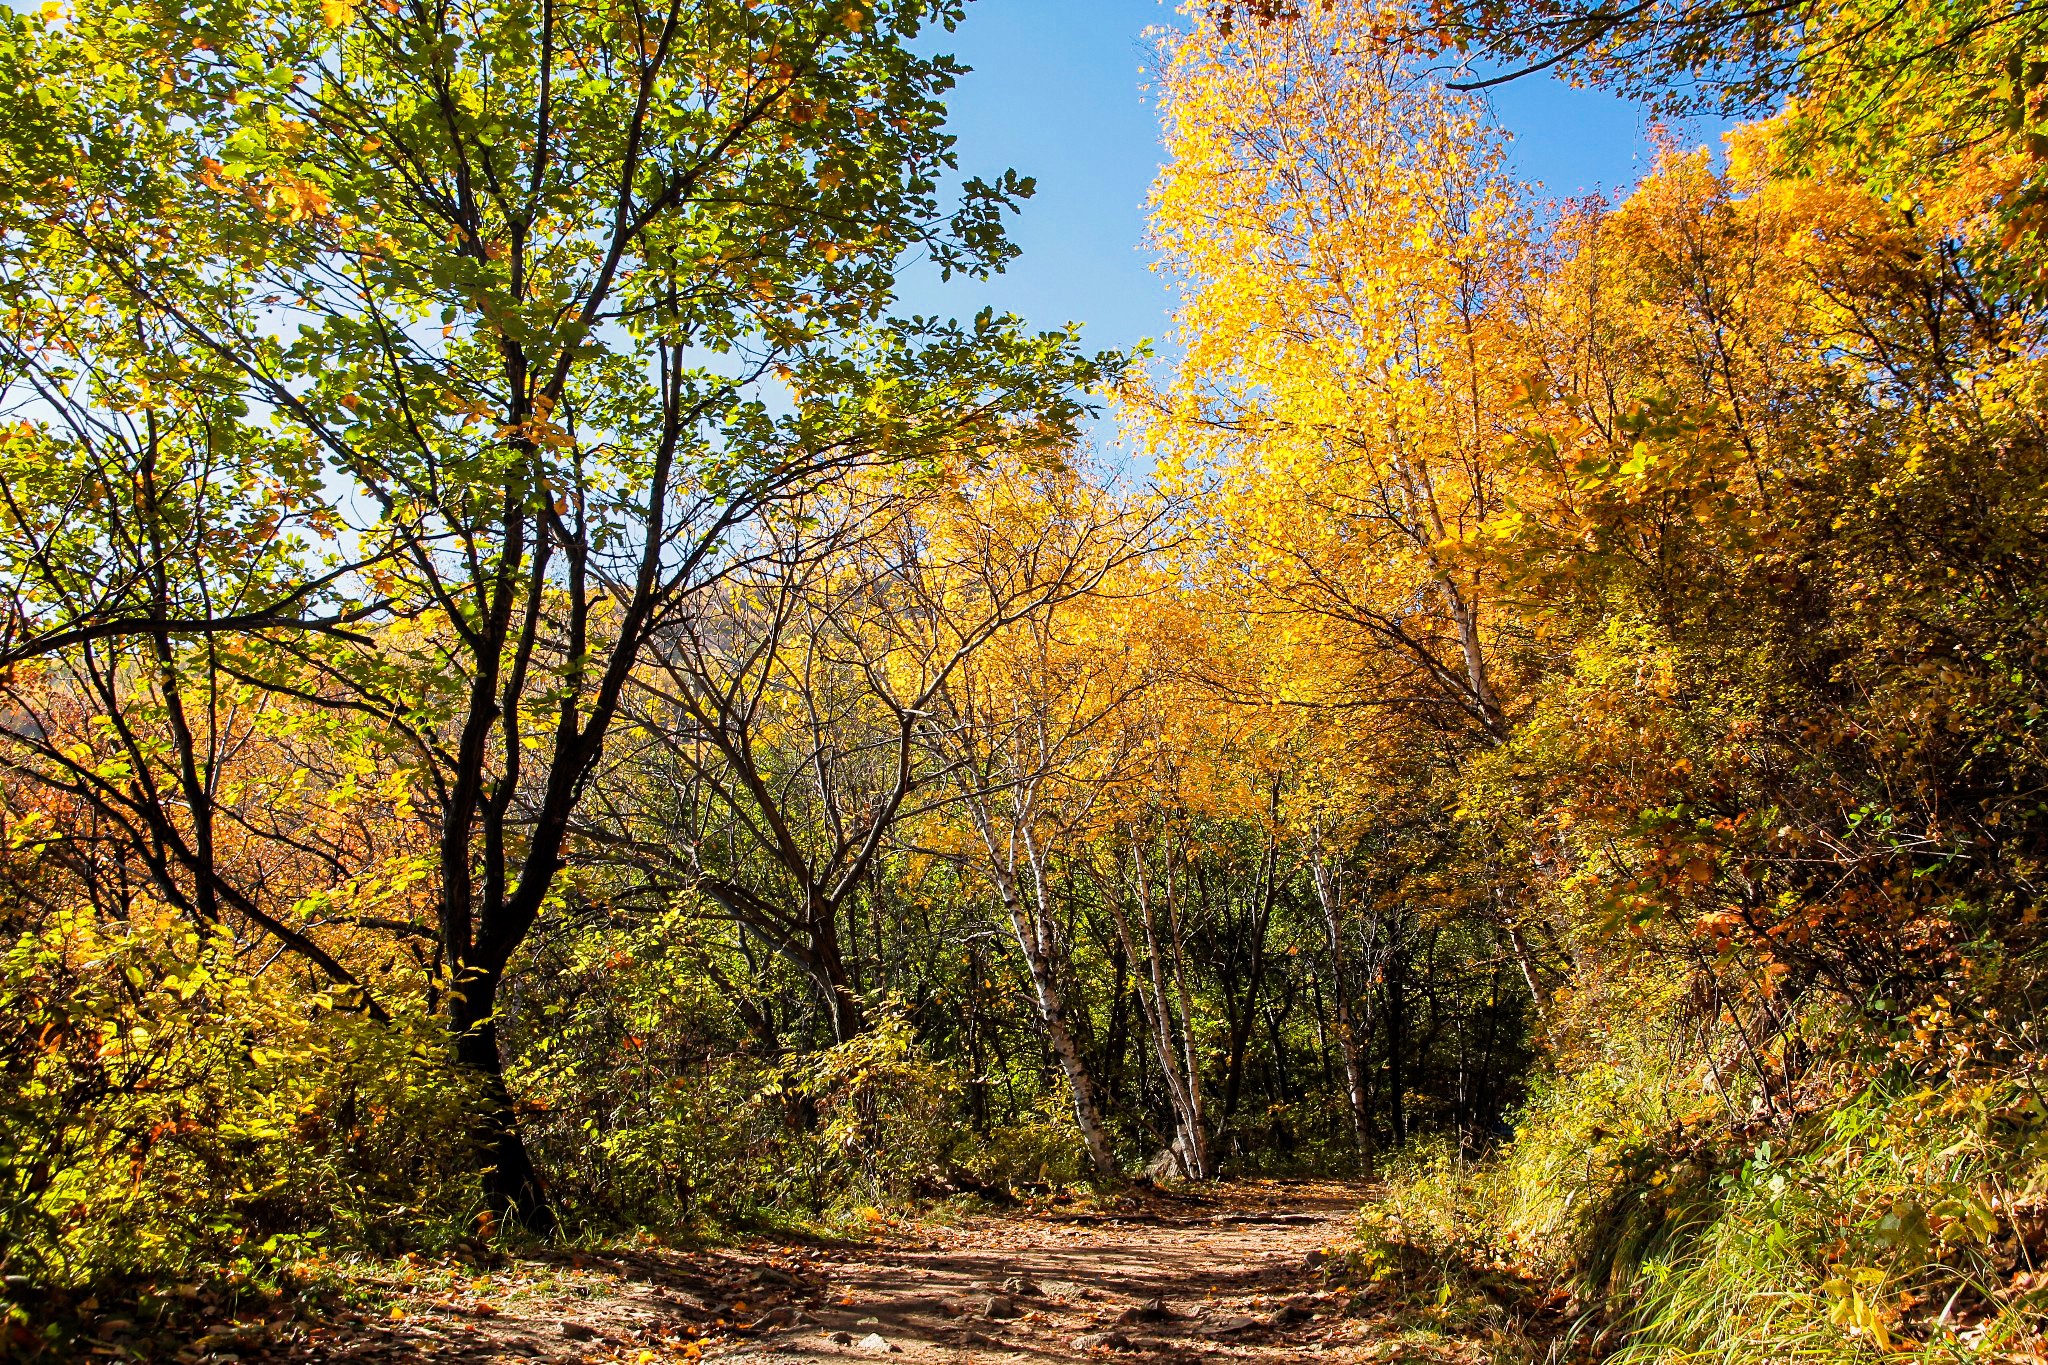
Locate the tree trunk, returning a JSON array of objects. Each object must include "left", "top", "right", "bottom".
[
  {"left": 1108, "top": 844, "right": 1212, "bottom": 1179},
  {"left": 1037, "top": 975, "right": 1120, "bottom": 1180},
  {"left": 450, "top": 966, "right": 552, "bottom": 1232},
  {"left": 982, "top": 845, "right": 1118, "bottom": 1178},
  {"left": 1385, "top": 929, "right": 1408, "bottom": 1146},
  {"left": 1310, "top": 846, "right": 1375, "bottom": 1176},
  {"left": 1162, "top": 862, "right": 1212, "bottom": 1178},
  {"left": 1221, "top": 830, "right": 1278, "bottom": 1122},
  {"left": 815, "top": 929, "right": 865, "bottom": 1045},
  {"left": 1503, "top": 917, "right": 1552, "bottom": 1050}
]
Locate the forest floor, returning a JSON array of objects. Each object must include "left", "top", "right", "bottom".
[{"left": 48, "top": 1177, "right": 1568, "bottom": 1364}]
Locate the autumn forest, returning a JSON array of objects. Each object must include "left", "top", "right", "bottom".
[{"left": 2, "top": 0, "right": 2045, "bottom": 1361}]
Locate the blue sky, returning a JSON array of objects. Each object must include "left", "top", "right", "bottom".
[{"left": 902, "top": 0, "right": 1726, "bottom": 366}]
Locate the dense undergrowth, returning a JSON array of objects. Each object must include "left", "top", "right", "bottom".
[
  {"left": 1368, "top": 976, "right": 2048, "bottom": 1363},
  {"left": 0, "top": 907, "right": 485, "bottom": 1288}
]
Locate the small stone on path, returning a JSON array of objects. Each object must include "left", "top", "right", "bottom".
[
  {"left": 1075, "top": 1329, "right": 1133, "bottom": 1351},
  {"left": 1201, "top": 1313, "right": 1265, "bottom": 1337}
]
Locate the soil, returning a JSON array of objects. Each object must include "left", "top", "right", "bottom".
[
  {"left": 693, "top": 1179, "right": 1377, "bottom": 1365},
  {"left": 43, "top": 1180, "right": 1515, "bottom": 1365}
]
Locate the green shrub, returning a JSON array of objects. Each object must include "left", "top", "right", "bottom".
[
  {"left": 958, "top": 1091, "right": 1087, "bottom": 1189},
  {"left": 0, "top": 905, "right": 483, "bottom": 1289},
  {"left": 512, "top": 942, "right": 972, "bottom": 1228}
]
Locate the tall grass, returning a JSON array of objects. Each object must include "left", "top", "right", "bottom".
[{"left": 1368, "top": 983, "right": 2048, "bottom": 1364}]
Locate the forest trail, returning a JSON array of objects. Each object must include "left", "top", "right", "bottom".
[
  {"left": 707, "top": 1179, "right": 1370, "bottom": 1365},
  {"left": 276, "top": 1180, "right": 1420, "bottom": 1365}
]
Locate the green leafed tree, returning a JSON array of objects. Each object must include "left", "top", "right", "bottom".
[{"left": 0, "top": 0, "right": 1116, "bottom": 1224}]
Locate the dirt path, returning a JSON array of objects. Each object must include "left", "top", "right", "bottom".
[
  {"left": 707, "top": 1179, "right": 1371, "bottom": 1364},
  {"left": 256, "top": 1180, "right": 1409, "bottom": 1365}
]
